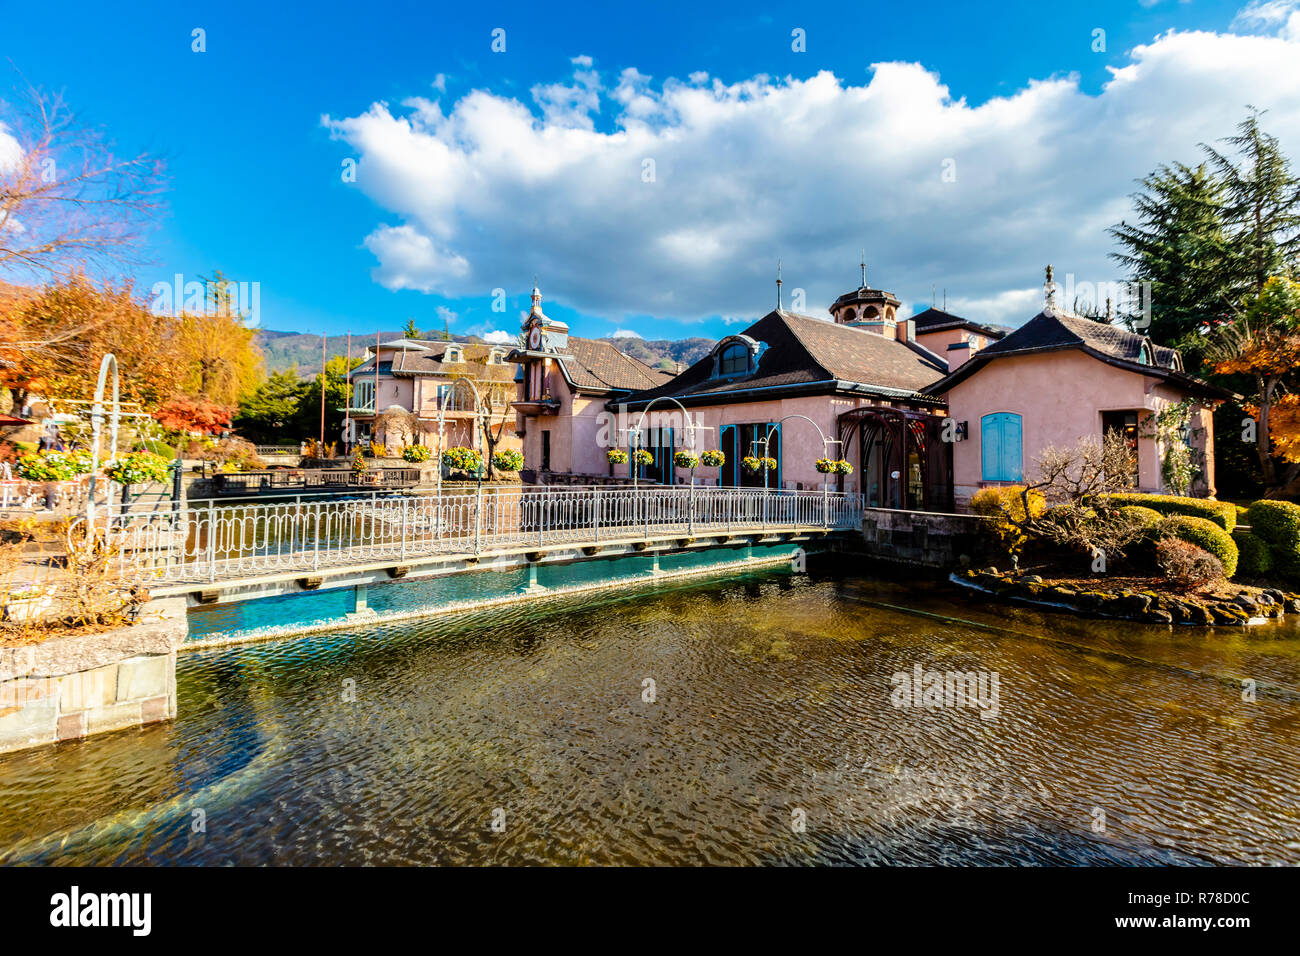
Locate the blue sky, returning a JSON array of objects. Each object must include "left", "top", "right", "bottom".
[{"left": 3, "top": 0, "right": 1299, "bottom": 344}]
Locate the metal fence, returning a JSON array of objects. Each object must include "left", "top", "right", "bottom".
[{"left": 96, "top": 485, "right": 863, "bottom": 585}]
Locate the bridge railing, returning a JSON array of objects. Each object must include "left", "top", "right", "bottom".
[{"left": 99, "top": 485, "right": 862, "bottom": 585}]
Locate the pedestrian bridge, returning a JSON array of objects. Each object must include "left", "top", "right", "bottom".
[{"left": 98, "top": 486, "right": 861, "bottom": 640}]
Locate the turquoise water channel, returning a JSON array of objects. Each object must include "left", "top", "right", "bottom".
[{"left": 1, "top": 563, "right": 1298, "bottom": 865}]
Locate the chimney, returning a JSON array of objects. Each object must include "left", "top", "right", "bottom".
[
  {"left": 895, "top": 319, "right": 915, "bottom": 343},
  {"left": 947, "top": 338, "right": 974, "bottom": 372}
]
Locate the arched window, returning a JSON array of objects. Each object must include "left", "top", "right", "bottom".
[
  {"left": 863, "top": 306, "right": 880, "bottom": 319},
  {"left": 981, "top": 413, "right": 1023, "bottom": 481},
  {"left": 444, "top": 346, "right": 463, "bottom": 363},
  {"left": 719, "top": 343, "right": 749, "bottom": 376},
  {"left": 841, "top": 307, "right": 857, "bottom": 322}
]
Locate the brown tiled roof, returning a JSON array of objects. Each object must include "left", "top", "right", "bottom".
[
  {"left": 386, "top": 341, "right": 518, "bottom": 383},
  {"left": 909, "top": 306, "right": 1007, "bottom": 340},
  {"left": 925, "top": 307, "right": 1235, "bottom": 400},
  {"left": 560, "top": 337, "right": 672, "bottom": 393},
  {"left": 621, "top": 310, "right": 947, "bottom": 408}
]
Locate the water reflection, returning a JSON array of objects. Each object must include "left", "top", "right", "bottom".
[{"left": 1, "top": 568, "right": 1298, "bottom": 865}]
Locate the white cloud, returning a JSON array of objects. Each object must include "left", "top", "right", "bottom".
[
  {"left": 482, "top": 329, "right": 514, "bottom": 344},
  {"left": 1233, "top": 0, "right": 1300, "bottom": 40},
  {"left": 609, "top": 328, "right": 642, "bottom": 338},
  {"left": 0, "top": 121, "right": 22, "bottom": 173},
  {"left": 324, "top": 26, "right": 1300, "bottom": 330}
]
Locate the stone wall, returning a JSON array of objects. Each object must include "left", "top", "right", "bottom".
[
  {"left": 0, "top": 602, "right": 185, "bottom": 755},
  {"left": 859, "top": 507, "right": 991, "bottom": 569}
]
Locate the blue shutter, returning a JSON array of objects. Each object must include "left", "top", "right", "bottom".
[
  {"left": 1001, "top": 414, "right": 1022, "bottom": 481},
  {"left": 982, "top": 413, "right": 1023, "bottom": 481}
]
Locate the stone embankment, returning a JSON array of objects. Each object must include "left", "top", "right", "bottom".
[{"left": 954, "top": 567, "right": 1300, "bottom": 626}]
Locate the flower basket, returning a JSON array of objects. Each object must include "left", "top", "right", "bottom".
[
  {"left": 742, "top": 456, "right": 777, "bottom": 474},
  {"left": 402, "top": 444, "right": 431, "bottom": 463},
  {"left": 673, "top": 450, "right": 699, "bottom": 469},
  {"left": 441, "top": 446, "right": 483, "bottom": 473},
  {"left": 606, "top": 448, "right": 629, "bottom": 465},
  {"left": 492, "top": 449, "right": 524, "bottom": 472},
  {"left": 816, "top": 458, "right": 854, "bottom": 475},
  {"left": 104, "top": 451, "right": 171, "bottom": 486},
  {"left": 633, "top": 449, "right": 654, "bottom": 466},
  {"left": 699, "top": 450, "right": 725, "bottom": 468},
  {"left": 16, "top": 450, "right": 93, "bottom": 482}
]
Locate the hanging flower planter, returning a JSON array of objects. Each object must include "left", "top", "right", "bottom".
[
  {"left": 742, "top": 456, "right": 777, "bottom": 474},
  {"left": 633, "top": 449, "right": 654, "bottom": 466},
  {"left": 15, "top": 450, "right": 93, "bottom": 482},
  {"left": 673, "top": 450, "right": 699, "bottom": 469},
  {"left": 699, "top": 449, "right": 725, "bottom": 468},
  {"left": 816, "top": 458, "right": 854, "bottom": 475},
  {"left": 606, "top": 448, "right": 629, "bottom": 465},
  {"left": 402, "top": 444, "right": 431, "bottom": 463},
  {"left": 104, "top": 451, "right": 171, "bottom": 486},
  {"left": 441, "top": 446, "right": 483, "bottom": 472},
  {"left": 492, "top": 449, "right": 524, "bottom": 472}
]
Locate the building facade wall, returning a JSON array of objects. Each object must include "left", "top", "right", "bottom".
[{"left": 945, "top": 351, "right": 1217, "bottom": 509}]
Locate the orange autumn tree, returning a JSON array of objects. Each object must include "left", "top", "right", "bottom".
[
  {"left": 1209, "top": 276, "right": 1300, "bottom": 497},
  {"left": 152, "top": 396, "right": 233, "bottom": 436},
  {"left": 0, "top": 274, "right": 184, "bottom": 411}
]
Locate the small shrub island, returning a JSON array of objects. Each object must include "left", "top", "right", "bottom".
[{"left": 960, "top": 435, "right": 1300, "bottom": 626}]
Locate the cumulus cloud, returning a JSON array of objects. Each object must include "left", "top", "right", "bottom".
[
  {"left": 0, "top": 121, "right": 22, "bottom": 173},
  {"left": 609, "top": 328, "right": 642, "bottom": 338},
  {"left": 323, "top": 25, "right": 1300, "bottom": 329},
  {"left": 1233, "top": 0, "right": 1300, "bottom": 40},
  {"left": 482, "top": 329, "right": 514, "bottom": 344}
]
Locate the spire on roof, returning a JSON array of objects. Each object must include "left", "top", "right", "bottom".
[
  {"left": 860, "top": 249, "right": 867, "bottom": 288},
  {"left": 1044, "top": 265, "right": 1056, "bottom": 309},
  {"left": 776, "top": 259, "right": 783, "bottom": 311}
]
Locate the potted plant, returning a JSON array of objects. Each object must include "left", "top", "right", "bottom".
[
  {"left": 104, "top": 451, "right": 171, "bottom": 486},
  {"left": 742, "top": 455, "right": 776, "bottom": 474},
  {"left": 492, "top": 448, "right": 524, "bottom": 472},
  {"left": 815, "top": 458, "right": 854, "bottom": 475},
  {"left": 402, "top": 444, "right": 431, "bottom": 463},
  {"left": 607, "top": 448, "right": 629, "bottom": 465},
  {"left": 673, "top": 450, "right": 699, "bottom": 469},
  {"left": 351, "top": 447, "right": 368, "bottom": 476},
  {"left": 700, "top": 450, "right": 725, "bottom": 468},
  {"left": 633, "top": 449, "right": 654, "bottom": 466},
  {"left": 442, "top": 446, "right": 483, "bottom": 474}
]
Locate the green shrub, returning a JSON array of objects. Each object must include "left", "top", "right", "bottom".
[
  {"left": 1247, "top": 500, "right": 1300, "bottom": 583},
  {"left": 971, "top": 485, "right": 1045, "bottom": 561},
  {"left": 138, "top": 438, "right": 176, "bottom": 460},
  {"left": 1118, "top": 505, "right": 1163, "bottom": 536},
  {"left": 1246, "top": 500, "right": 1300, "bottom": 548},
  {"left": 1233, "top": 531, "right": 1274, "bottom": 578},
  {"left": 1103, "top": 493, "right": 1236, "bottom": 531},
  {"left": 1159, "top": 515, "right": 1238, "bottom": 578},
  {"left": 402, "top": 444, "right": 432, "bottom": 463}
]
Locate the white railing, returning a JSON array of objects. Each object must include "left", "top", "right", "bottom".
[{"left": 96, "top": 486, "right": 862, "bottom": 585}]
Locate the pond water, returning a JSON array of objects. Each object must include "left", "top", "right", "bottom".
[{"left": 2, "top": 566, "right": 1298, "bottom": 865}]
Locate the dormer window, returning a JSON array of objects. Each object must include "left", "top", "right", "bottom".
[
  {"left": 719, "top": 343, "right": 749, "bottom": 376},
  {"left": 444, "top": 346, "right": 463, "bottom": 363},
  {"left": 487, "top": 347, "right": 506, "bottom": 365}
]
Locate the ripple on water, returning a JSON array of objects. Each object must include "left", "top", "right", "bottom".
[{"left": 1, "top": 570, "right": 1298, "bottom": 865}]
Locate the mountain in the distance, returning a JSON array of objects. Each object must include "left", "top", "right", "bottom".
[{"left": 255, "top": 329, "right": 716, "bottom": 377}]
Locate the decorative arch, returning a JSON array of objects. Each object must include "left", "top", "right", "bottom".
[{"left": 837, "top": 406, "right": 952, "bottom": 511}]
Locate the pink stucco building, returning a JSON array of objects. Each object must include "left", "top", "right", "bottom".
[
  {"left": 926, "top": 305, "right": 1231, "bottom": 509},
  {"left": 509, "top": 274, "right": 1232, "bottom": 512}
]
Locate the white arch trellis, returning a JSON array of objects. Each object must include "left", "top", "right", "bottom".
[{"left": 85, "top": 353, "right": 121, "bottom": 533}]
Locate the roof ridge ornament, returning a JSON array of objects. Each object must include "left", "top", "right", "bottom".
[{"left": 1044, "top": 265, "right": 1057, "bottom": 310}]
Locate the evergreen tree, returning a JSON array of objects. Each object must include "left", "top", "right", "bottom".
[
  {"left": 1201, "top": 108, "right": 1300, "bottom": 298},
  {"left": 402, "top": 318, "right": 421, "bottom": 338},
  {"left": 1109, "top": 162, "right": 1233, "bottom": 345}
]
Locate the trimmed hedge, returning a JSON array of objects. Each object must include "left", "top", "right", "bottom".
[
  {"left": 1159, "top": 516, "right": 1238, "bottom": 579},
  {"left": 1233, "top": 530, "right": 1274, "bottom": 578},
  {"left": 1247, "top": 500, "right": 1300, "bottom": 583},
  {"left": 1118, "top": 505, "right": 1163, "bottom": 536},
  {"left": 1103, "top": 493, "right": 1236, "bottom": 531}
]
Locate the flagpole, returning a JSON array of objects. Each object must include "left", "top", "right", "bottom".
[
  {"left": 344, "top": 331, "right": 352, "bottom": 452},
  {"left": 319, "top": 334, "right": 326, "bottom": 446}
]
